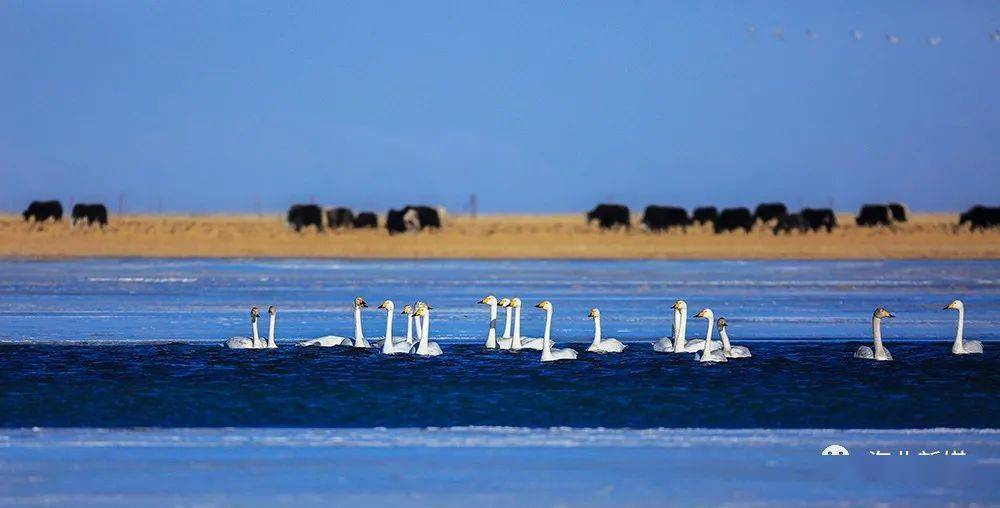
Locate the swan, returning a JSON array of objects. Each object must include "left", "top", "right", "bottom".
[
  {"left": 401, "top": 304, "right": 415, "bottom": 345},
  {"left": 692, "top": 309, "right": 727, "bottom": 363},
  {"left": 408, "top": 305, "right": 442, "bottom": 356},
  {"left": 652, "top": 300, "right": 720, "bottom": 353},
  {"left": 534, "top": 300, "right": 578, "bottom": 362},
  {"left": 297, "top": 297, "right": 370, "bottom": 348},
  {"left": 716, "top": 317, "right": 750, "bottom": 358},
  {"left": 854, "top": 307, "right": 894, "bottom": 361},
  {"left": 264, "top": 305, "right": 278, "bottom": 349},
  {"left": 500, "top": 298, "right": 551, "bottom": 351},
  {"left": 586, "top": 308, "right": 626, "bottom": 353},
  {"left": 479, "top": 295, "right": 500, "bottom": 349},
  {"left": 378, "top": 300, "right": 411, "bottom": 354},
  {"left": 945, "top": 300, "right": 984, "bottom": 355},
  {"left": 223, "top": 306, "right": 262, "bottom": 349}
]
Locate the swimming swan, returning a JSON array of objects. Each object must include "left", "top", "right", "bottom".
[
  {"left": 378, "top": 300, "right": 411, "bottom": 354},
  {"left": 716, "top": 317, "right": 750, "bottom": 358},
  {"left": 264, "top": 305, "right": 278, "bottom": 349},
  {"left": 586, "top": 308, "right": 626, "bottom": 353},
  {"left": 535, "top": 300, "right": 578, "bottom": 362},
  {"left": 854, "top": 307, "right": 894, "bottom": 361},
  {"left": 478, "top": 295, "right": 500, "bottom": 349},
  {"left": 945, "top": 300, "right": 983, "bottom": 355},
  {"left": 692, "top": 309, "right": 727, "bottom": 363},
  {"left": 297, "top": 297, "right": 370, "bottom": 348},
  {"left": 223, "top": 306, "right": 262, "bottom": 349},
  {"left": 408, "top": 305, "right": 442, "bottom": 356}
]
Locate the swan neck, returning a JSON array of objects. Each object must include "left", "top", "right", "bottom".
[
  {"left": 384, "top": 311, "right": 393, "bottom": 343},
  {"left": 419, "top": 311, "right": 430, "bottom": 352},
  {"left": 872, "top": 317, "right": 883, "bottom": 350},
  {"left": 267, "top": 314, "right": 276, "bottom": 348},
  {"left": 406, "top": 315, "right": 413, "bottom": 343},
  {"left": 354, "top": 306, "right": 364, "bottom": 340},
  {"left": 674, "top": 308, "right": 686, "bottom": 349},
  {"left": 719, "top": 327, "right": 731, "bottom": 352},
  {"left": 513, "top": 306, "right": 522, "bottom": 348},
  {"left": 703, "top": 318, "right": 714, "bottom": 354},
  {"left": 487, "top": 303, "right": 497, "bottom": 346},
  {"left": 592, "top": 317, "right": 602, "bottom": 347},
  {"left": 251, "top": 319, "right": 260, "bottom": 348},
  {"left": 953, "top": 308, "right": 965, "bottom": 351},
  {"left": 543, "top": 308, "right": 553, "bottom": 354},
  {"left": 502, "top": 307, "right": 512, "bottom": 338}
]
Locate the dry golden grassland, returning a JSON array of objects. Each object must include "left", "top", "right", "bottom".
[{"left": 0, "top": 213, "right": 996, "bottom": 259}]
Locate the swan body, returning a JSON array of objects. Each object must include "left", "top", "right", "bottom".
[
  {"left": 586, "top": 309, "right": 626, "bottom": 353},
  {"left": 224, "top": 307, "right": 262, "bottom": 349},
  {"left": 945, "top": 300, "right": 984, "bottom": 355},
  {"left": 378, "top": 300, "right": 412, "bottom": 354},
  {"left": 298, "top": 297, "right": 370, "bottom": 348},
  {"left": 716, "top": 317, "right": 750, "bottom": 358},
  {"left": 692, "top": 309, "right": 727, "bottom": 362},
  {"left": 479, "top": 295, "right": 500, "bottom": 349},
  {"left": 854, "top": 307, "right": 894, "bottom": 361},
  {"left": 535, "top": 300, "right": 578, "bottom": 362},
  {"left": 408, "top": 304, "right": 442, "bottom": 356}
]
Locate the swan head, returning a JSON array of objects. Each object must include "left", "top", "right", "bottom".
[
  {"left": 716, "top": 317, "right": 727, "bottom": 329},
  {"left": 534, "top": 300, "right": 553, "bottom": 311},
  {"left": 415, "top": 301, "right": 432, "bottom": 311},
  {"left": 510, "top": 298, "right": 522, "bottom": 308},
  {"left": 250, "top": 306, "right": 259, "bottom": 321},
  {"left": 873, "top": 307, "right": 895, "bottom": 319},
  {"left": 378, "top": 300, "right": 394, "bottom": 311},
  {"left": 268, "top": 305, "right": 276, "bottom": 316},
  {"left": 693, "top": 308, "right": 714, "bottom": 320},
  {"left": 498, "top": 298, "right": 511, "bottom": 308},
  {"left": 944, "top": 299, "right": 964, "bottom": 311},
  {"left": 671, "top": 300, "right": 687, "bottom": 311},
  {"left": 401, "top": 304, "right": 413, "bottom": 315},
  {"left": 354, "top": 297, "right": 368, "bottom": 309},
  {"left": 413, "top": 306, "right": 428, "bottom": 318},
  {"left": 478, "top": 295, "right": 498, "bottom": 306},
  {"left": 588, "top": 308, "right": 600, "bottom": 318}
]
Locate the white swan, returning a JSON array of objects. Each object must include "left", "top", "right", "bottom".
[
  {"left": 408, "top": 305, "right": 442, "bottom": 356},
  {"left": 479, "top": 295, "right": 500, "bottom": 349},
  {"left": 586, "top": 308, "right": 626, "bottom": 353},
  {"left": 716, "top": 317, "right": 750, "bottom": 358},
  {"left": 652, "top": 300, "right": 720, "bottom": 353},
  {"left": 378, "top": 300, "right": 411, "bottom": 354},
  {"left": 224, "top": 306, "right": 262, "bottom": 349},
  {"left": 264, "top": 305, "right": 277, "bottom": 349},
  {"left": 534, "top": 300, "right": 578, "bottom": 362},
  {"left": 692, "top": 309, "right": 727, "bottom": 363},
  {"left": 855, "top": 307, "right": 894, "bottom": 361},
  {"left": 297, "top": 297, "right": 370, "bottom": 348},
  {"left": 945, "top": 300, "right": 984, "bottom": 355},
  {"left": 401, "top": 304, "right": 415, "bottom": 345}
]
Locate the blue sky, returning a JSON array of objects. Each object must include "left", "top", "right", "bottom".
[{"left": 2, "top": 1, "right": 997, "bottom": 214}]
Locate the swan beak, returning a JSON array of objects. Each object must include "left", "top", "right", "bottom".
[
  {"left": 359, "top": 300, "right": 368, "bottom": 308},
  {"left": 426, "top": 305, "right": 433, "bottom": 310},
  {"left": 477, "top": 298, "right": 487, "bottom": 304},
  {"left": 587, "top": 309, "right": 598, "bottom": 318},
  {"left": 377, "top": 302, "right": 387, "bottom": 310},
  {"left": 943, "top": 305, "right": 951, "bottom": 310},
  {"left": 670, "top": 303, "right": 678, "bottom": 310},
  {"left": 887, "top": 312, "right": 895, "bottom": 318}
]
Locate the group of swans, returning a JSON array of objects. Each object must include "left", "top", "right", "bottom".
[
  {"left": 223, "top": 306, "right": 278, "bottom": 349},
  {"left": 224, "top": 296, "right": 983, "bottom": 361},
  {"left": 651, "top": 300, "right": 752, "bottom": 362},
  {"left": 855, "top": 299, "right": 984, "bottom": 361}
]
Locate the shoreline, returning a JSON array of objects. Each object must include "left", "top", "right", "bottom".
[{"left": 0, "top": 213, "right": 996, "bottom": 260}]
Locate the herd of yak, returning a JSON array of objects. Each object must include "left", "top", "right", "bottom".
[
  {"left": 17, "top": 199, "right": 1000, "bottom": 233},
  {"left": 587, "top": 202, "right": 1000, "bottom": 233}
]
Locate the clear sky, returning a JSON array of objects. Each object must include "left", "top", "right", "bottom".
[{"left": 2, "top": 1, "right": 997, "bottom": 214}]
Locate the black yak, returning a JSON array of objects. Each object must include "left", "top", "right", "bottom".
[
  {"left": 286, "top": 204, "right": 324, "bottom": 232},
  {"left": 754, "top": 203, "right": 788, "bottom": 224},
  {"left": 692, "top": 206, "right": 718, "bottom": 226},
  {"left": 714, "top": 208, "right": 755, "bottom": 234},
  {"left": 22, "top": 201, "right": 63, "bottom": 223},
  {"left": 353, "top": 212, "right": 378, "bottom": 229},
  {"left": 586, "top": 204, "right": 630, "bottom": 230},
  {"left": 801, "top": 208, "right": 837, "bottom": 233},
  {"left": 71, "top": 203, "right": 109, "bottom": 227},
  {"left": 959, "top": 205, "right": 1000, "bottom": 232},
  {"left": 856, "top": 205, "right": 892, "bottom": 227},
  {"left": 641, "top": 205, "right": 690, "bottom": 232}
]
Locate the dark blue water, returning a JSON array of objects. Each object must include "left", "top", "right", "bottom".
[
  {"left": 1, "top": 343, "right": 996, "bottom": 428},
  {"left": 0, "top": 259, "right": 997, "bottom": 429}
]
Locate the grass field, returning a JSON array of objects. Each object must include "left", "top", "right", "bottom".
[{"left": 0, "top": 213, "right": 995, "bottom": 259}]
